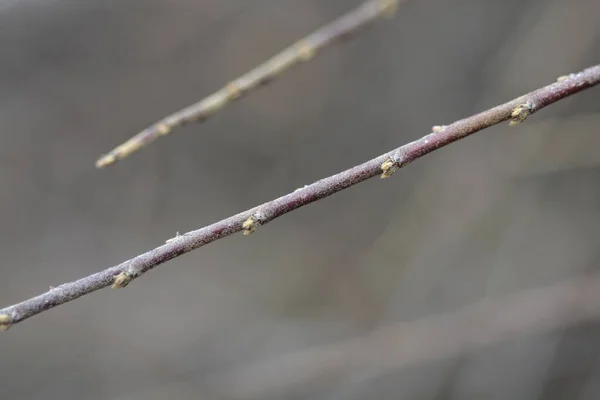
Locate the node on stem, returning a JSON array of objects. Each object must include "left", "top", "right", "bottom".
[
  {"left": 296, "top": 40, "right": 317, "bottom": 62},
  {"left": 509, "top": 103, "right": 533, "bottom": 126},
  {"left": 242, "top": 215, "right": 261, "bottom": 235},
  {"left": 0, "top": 313, "right": 13, "bottom": 331},
  {"left": 113, "top": 271, "right": 134, "bottom": 289},
  {"left": 379, "top": 0, "right": 400, "bottom": 18},
  {"left": 166, "top": 232, "right": 181, "bottom": 243},
  {"left": 557, "top": 73, "right": 576, "bottom": 82},
  {"left": 156, "top": 123, "right": 171, "bottom": 136},
  {"left": 226, "top": 82, "right": 242, "bottom": 100},
  {"left": 381, "top": 153, "right": 402, "bottom": 178}
]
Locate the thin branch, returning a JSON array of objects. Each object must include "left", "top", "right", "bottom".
[
  {"left": 2, "top": 64, "right": 600, "bottom": 331},
  {"left": 95, "top": 0, "right": 403, "bottom": 168},
  {"left": 208, "top": 272, "right": 600, "bottom": 399}
]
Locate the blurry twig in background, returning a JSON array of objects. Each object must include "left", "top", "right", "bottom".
[
  {"left": 95, "top": 0, "right": 403, "bottom": 168},
  {"left": 209, "top": 272, "right": 600, "bottom": 398},
  {"left": 1, "top": 64, "right": 599, "bottom": 330}
]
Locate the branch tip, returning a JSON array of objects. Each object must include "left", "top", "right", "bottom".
[
  {"left": 112, "top": 271, "right": 134, "bottom": 289},
  {"left": 95, "top": 138, "right": 144, "bottom": 168},
  {"left": 509, "top": 103, "right": 533, "bottom": 126},
  {"left": 96, "top": 154, "right": 116, "bottom": 169}
]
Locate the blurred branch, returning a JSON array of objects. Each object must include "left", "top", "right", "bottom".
[
  {"left": 95, "top": 0, "right": 403, "bottom": 168},
  {"left": 1, "top": 64, "right": 599, "bottom": 331},
  {"left": 209, "top": 272, "right": 600, "bottom": 399}
]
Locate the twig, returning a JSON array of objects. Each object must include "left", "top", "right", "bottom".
[
  {"left": 95, "top": 0, "right": 403, "bottom": 168},
  {"left": 2, "top": 64, "right": 599, "bottom": 331},
  {"left": 208, "top": 272, "right": 600, "bottom": 398}
]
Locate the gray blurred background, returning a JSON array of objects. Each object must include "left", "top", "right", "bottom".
[{"left": 1, "top": 0, "right": 600, "bottom": 399}]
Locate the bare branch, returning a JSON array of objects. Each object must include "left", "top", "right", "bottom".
[
  {"left": 209, "top": 273, "right": 600, "bottom": 398},
  {"left": 95, "top": 0, "right": 403, "bottom": 168},
  {"left": 2, "top": 64, "right": 599, "bottom": 331}
]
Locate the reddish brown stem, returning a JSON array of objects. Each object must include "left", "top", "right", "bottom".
[{"left": 2, "top": 64, "right": 600, "bottom": 331}]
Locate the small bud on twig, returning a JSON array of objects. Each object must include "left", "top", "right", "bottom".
[
  {"left": 112, "top": 271, "right": 134, "bottom": 289},
  {"left": 379, "top": 0, "right": 400, "bottom": 18},
  {"left": 242, "top": 215, "right": 261, "bottom": 235},
  {"left": 225, "top": 82, "right": 242, "bottom": 100},
  {"left": 381, "top": 153, "right": 402, "bottom": 179},
  {"left": 296, "top": 40, "right": 316, "bottom": 62},
  {"left": 557, "top": 73, "right": 576, "bottom": 82},
  {"left": 509, "top": 103, "right": 533, "bottom": 126},
  {"left": 156, "top": 123, "right": 171, "bottom": 136},
  {"left": 0, "top": 313, "right": 13, "bottom": 331},
  {"left": 166, "top": 232, "right": 181, "bottom": 243}
]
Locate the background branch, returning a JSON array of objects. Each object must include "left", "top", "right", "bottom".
[
  {"left": 208, "top": 272, "right": 600, "bottom": 399},
  {"left": 95, "top": 0, "right": 403, "bottom": 168},
  {"left": 2, "top": 64, "right": 599, "bottom": 331}
]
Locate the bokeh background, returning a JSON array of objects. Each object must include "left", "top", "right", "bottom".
[{"left": 2, "top": 0, "right": 600, "bottom": 398}]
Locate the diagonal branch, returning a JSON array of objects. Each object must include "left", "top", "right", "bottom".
[
  {"left": 95, "top": 0, "right": 403, "bottom": 168},
  {"left": 2, "top": 64, "right": 600, "bottom": 331}
]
